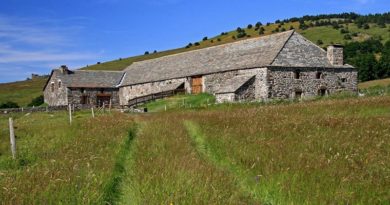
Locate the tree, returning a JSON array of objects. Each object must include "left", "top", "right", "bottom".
[
  {"left": 344, "top": 34, "right": 352, "bottom": 40},
  {"left": 144, "top": 51, "right": 149, "bottom": 55},
  {"left": 194, "top": 42, "right": 200, "bottom": 46},
  {"left": 28, "top": 95, "right": 44, "bottom": 107},
  {"left": 203, "top": 37, "right": 208, "bottom": 41},
  {"left": 348, "top": 53, "right": 377, "bottom": 81},
  {"left": 217, "top": 38, "right": 221, "bottom": 42},
  {"left": 247, "top": 24, "right": 253, "bottom": 29},
  {"left": 0, "top": 101, "right": 19, "bottom": 109},
  {"left": 255, "top": 22, "right": 262, "bottom": 28},
  {"left": 236, "top": 27, "right": 242, "bottom": 32}
]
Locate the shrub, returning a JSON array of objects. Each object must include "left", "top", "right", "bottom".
[
  {"left": 317, "top": 39, "right": 324, "bottom": 45},
  {"left": 97, "top": 62, "right": 101, "bottom": 64},
  {"left": 281, "top": 28, "right": 286, "bottom": 32},
  {"left": 344, "top": 34, "right": 352, "bottom": 40},
  {"left": 247, "top": 24, "right": 253, "bottom": 29},
  {"left": 255, "top": 22, "right": 262, "bottom": 28},
  {"left": 0, "top": 101, "right": 20, "bottom": 109},
  {"left": 144, "top": 51, "right": 149, "bottom": 55},
  {"left": 340, "top": 28, "right": 349, "bottom": 34},
  {"left": 363, "top": 24, "right": 370, "bottom": 29},
  {"left": 194, "top": 42, "right": 200, "bottom": 46},
  {"left": 290, "top": 25, "right": 294, "bottom": 30},
  {"left": 203, "top": 37, "right": 208, "bottom": 41},
  {"left": 28, "top": 95, "right": 44, "bottom": 107},
  {"left": 153, "top": 50, "right": 157, "bottom": 54},
  {"left": 217, "top": 38, "right": 221, "bottom": 42},
  {"left": 210, "top": 40, "right": 214, "bottom": 43},
  {"left": 236, "top": 27, "right": 242, "bottom": 32}
]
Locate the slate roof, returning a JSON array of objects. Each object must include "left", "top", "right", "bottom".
[
  {"left": 215, "top": 75, "right": 255, "bottom": 94},
  {"left": 56, "top": 70, "right": 125, "bottom": 88},
  {"left": 121, "top": 30, "right": 295, "bottom": 86}
]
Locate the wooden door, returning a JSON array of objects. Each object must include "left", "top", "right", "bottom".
[{"left": 192, "top": 76, "right": 203, "bottom": 94}]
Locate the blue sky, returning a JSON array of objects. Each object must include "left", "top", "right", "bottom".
[{"left": 0, "top": 0, "right": 389, "bottom": 83}]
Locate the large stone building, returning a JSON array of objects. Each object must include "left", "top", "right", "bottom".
[{"left": 44, "top": 30, "right": 357, "bottom": 106}]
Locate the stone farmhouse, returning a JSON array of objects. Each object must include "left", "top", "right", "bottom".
[{"left": 43, "top": 30, "right": 358, "bottom": 107}]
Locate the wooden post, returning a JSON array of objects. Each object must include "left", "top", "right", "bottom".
[
  {"left": 21, "top": 107, "right": 24, "bottom": 112},
  {"left": 109, "top": 99, "right": 112, "bottom": 113},
  {"left": 91, "top": 107, "right": 95, "bottom": 118},
  {"left": 9, "top": 118, "right": 16, "bottom": 159},
  {"left": 102, "top": 102, "right": 105, "bottom": 113},
  {"left": 68, "top": 104, "right": 72, "bottom": 125},
  {"left": 46, "top": 106, "right": 48, "bottom": 112},
  {"left": 165, "top": 105, "right": 167, "bottom": 111}
]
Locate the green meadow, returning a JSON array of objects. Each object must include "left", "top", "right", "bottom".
[{"left": 1, "top": 92, "right": 389, "bottom": 204}]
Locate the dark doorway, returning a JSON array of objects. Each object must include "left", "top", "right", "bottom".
[
  {"left": 81, "top": 95, "right": 89, "bottom": 104},
  {"left": 97, "top": 94, "right": 111, "bottom": 107},
  {"left": 318, "top": 88, "right": 327, "bottom": 96},
  {"left": 295, "top": 91, "right": 302, "bottom": 99}
]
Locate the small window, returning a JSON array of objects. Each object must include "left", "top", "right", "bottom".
[
  {"left": 58, "top": 80, "right": 62, "bottom": 88},
  {"left": 50, "top": 82, "right": 55, "bottom": 92},
  {"left": 81, "top": 88, "right": 85, "bottom": 93},
  {"left": 100, "top": 88, "right": 104, "bottom": 93},
  {"left": 294, "top": 70, "right": 301, "bottom": 79},
  {"left": 341, "top": 78, "right": 347, "bottom": 83},
  {"left": 316, "top": 72, "right": 323, "bottom": 79}
]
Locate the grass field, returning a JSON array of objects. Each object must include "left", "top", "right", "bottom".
[
  {"left": 0, "top": 78, "right": 47, "bottom": 107},
  {"left": 0, "top": 94, "right": 389, "bottom": 204}
]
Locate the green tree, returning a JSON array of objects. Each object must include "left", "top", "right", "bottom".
[
  {"left": 348, "top": 53, "right": 378, "bottom": 82},
  {"left": 28, "top": 95, "right": 44, "bottom": 107},
  {"left": 0, "top": 101, "right": 20, "bottom": 109}
]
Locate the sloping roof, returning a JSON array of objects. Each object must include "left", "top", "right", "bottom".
[
  {"left": 215, "top": 75, "right": 255, "bottom": 93},
  {"left": 121, "top": 30, "right": 295, "bottom": 86},
  {"left": 44, "top": 70, "right": 125, "bottom": 89}
]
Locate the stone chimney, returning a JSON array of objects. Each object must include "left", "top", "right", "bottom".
[
  {"left": 59, "top": 65, "right": 69, "bottom": 74},
  {"left": 327, "top": 45, "right": 344, "bottom": 66}
]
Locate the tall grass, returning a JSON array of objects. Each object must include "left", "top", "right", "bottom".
[{"left": 0, "top": 111, "right": 134, "bottom": 204}]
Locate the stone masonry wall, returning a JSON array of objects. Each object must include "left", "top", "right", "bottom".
[
  {"left": 203, "top": 68, "right": 268, "bottom": 100},
  {"left": 235, "top": 76, "right": 256, "bottom": 101},
  {"left": 215, "top": 93, "right": 235, "bottom": 103},
  {"left": 119, "top": 78, "right": 188, "bottom": 105},
  {"left": 68, "top": 88, "right": 120, "bottom": 106},
  {"left": 268, "top": 67, "right": 358, "bottom": 99},
  {"left": 43, "top": 71, "right": 68, "bottom": 106}
]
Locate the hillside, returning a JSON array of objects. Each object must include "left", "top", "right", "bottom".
[
  {"left": 0, "top": 78, "right": 47, "bottom": 107},
  {"left": 1, "top": 96, "right": 389, "bottom": 203},
  {"left": 81, "top": 22, "right": 389, "bottom": 72}
]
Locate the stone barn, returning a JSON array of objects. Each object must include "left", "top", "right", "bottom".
[
  {"left": 43, "top": 66, "right": 125, "bottom": 106},
  {"left": 119, "top": 30, "right": 357, "bottom": 104},
  {"left": 44, "top": 30, "right": 358, "bottom": 107}
]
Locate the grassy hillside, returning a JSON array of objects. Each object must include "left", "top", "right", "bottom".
[
  {"left": 358, "top": 77, "right": 390, "bottom": 89},
  {"left": 0, "top": 95, "right": 389, "bottom": 204},
  {"left": 0, "top": 78, "right": 47, "bottom": 107},
  {"left": 81, "top": 22, "right": 389, "bottom": 72}
]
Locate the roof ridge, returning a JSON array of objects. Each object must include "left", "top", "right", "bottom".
[
  {"left": 125, "top": 30, "right": 295, "bottom": 69},
  {"left": 74, "top": 70, "right": 124, "bottom": 73}
]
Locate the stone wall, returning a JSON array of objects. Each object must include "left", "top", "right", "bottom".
[
  {"left": 68, "top": 88, "right": 120, "bottom": 106},
  {"left": 203, "top": 68, "right": 268, "bottom": 100},
  {"left": 119, "top": 78, "right": 188, "bottom": 105},
  {"left": 235, "top": 76, "right": 256, "bottom": 101},
  {"left": 43, "top": 70, "right": 68, "bottom": 106},
  {"left": 268, "top": 67, "right": 358, "bottom": 99},
  {"left": 215, "top": 93, "right": 235, "bottom": 103}
]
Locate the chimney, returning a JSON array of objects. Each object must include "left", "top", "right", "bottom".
[
  {"left": 327, "top": 45, "right": 344, "bottom": 66},
  {"left": 59, "top": 65, "right": 69, "bottom": 74}
]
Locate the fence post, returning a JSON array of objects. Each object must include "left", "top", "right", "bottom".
[
  {"left": 103, "top": 102, "right": 105, "bottom": 113},
  {"left": 21, "top": 107, "right": 24, "bottom": 112},
  {"left": 165, "top": 105, "right": 167, "bottom": 111},
  {"left": 109, "top": 99, "right": 112, "bottom": 113},
  {"left": 68, "top": 104, "right": 72, "bottom": 125},
  {"left": 9, "top": 118, "right": 16, "bottom": 159},
  {"left": 91, "top": 107, "right": 95, "bottom": 118}
]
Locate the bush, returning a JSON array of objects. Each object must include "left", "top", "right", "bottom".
[
  {"left": 255, "top": 22, "right": 262, "bottom": 28},
  {"left": 281, "top": 28, "right": 286, "bottom": 32},
  {"left": 27, "top": 95, "right": 44, "bottom": 107},
  {"left": 144, "top": 51, "right": 149, "bottom": 55},
  {"left": 340, "top": 28, "right": 349, "bottom": 34},
  {"left": 247, "top": 24, "right": 253, "bottom": 29},
  {"left": 363, "top": 24, "right": 370, "bottom": 29},
  {"left": 317, "top": 39, "right": 324, "bottom": 45},
  {"left": 0, "top": 101, "right": 20, "bottom": 109},
  {"left": 290, "top": 25, "right": 294, "bottom": 30},
  {"left": 153, "top": 50, "right": 157, "bottom": 54},
  {"left": 236, "top": 27, "right": 242, "bottom": 32},
  {"left": 217, "top": 38, "right": 221, "bottom": 42},
  {"left": 194, "top": 42, "right": 200, "bottom": 46},
  {"left": 344, "top": 34, "right": 352, "bottom": 40},
  {"left": 203, "top": 37, "right": 208, "bottom": 41}
]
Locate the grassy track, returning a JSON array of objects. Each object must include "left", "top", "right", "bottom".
[{"left": 0, "top": 111, "right": 134, "bottom": 204}]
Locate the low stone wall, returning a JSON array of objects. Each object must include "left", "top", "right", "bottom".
[{"left": 0, "top": 106, "right": 69, "bottom": 114}]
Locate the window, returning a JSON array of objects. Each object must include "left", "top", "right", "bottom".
[
  {"left": 294, "top": 70, "right": 301, "bottom": 79},
  {"left": 58, "top": 80, "right": 62, "bottom": 88},
  {"left": 341, "top": 78, "right": 347, "bottom": 83},
  {"left": 316, "top": 72, "right": 323, "bottom": 79},
  {"left": 50, "top": 82, "right": 55, "bottom": 92},
  {"left": 81, "top": 95, "right": 89, "bottom": 104},
  {"left": 100, "top": 88, "right": 104, "bottom": 93},
  {"left": 80, "top": 88, "right": 85, "bottom": 93}
]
